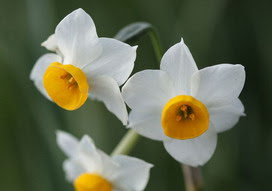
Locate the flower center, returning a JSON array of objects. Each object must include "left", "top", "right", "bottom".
[
  {"left": 74, "top": 173, "right": 112, "bottom": 191},
  {"left": 161, "top": 95, "right": 209, "bottom": 140},
  {"left": 43, "top": 62, "right": 89, "bottom": 110}
]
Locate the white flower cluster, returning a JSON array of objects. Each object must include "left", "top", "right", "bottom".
[{"left": 30, "top": 8, "right": 245, "bottom": 191}]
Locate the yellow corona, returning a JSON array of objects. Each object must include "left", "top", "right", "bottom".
[
  {"left": 43, "top": 62, "right": 89, "bottom": 110},
  {"left": 74, "top": 173, "right": 112, "bottom": 191},
  {"left": 161, "top": 95, "right": 209, "bottom": 139}
]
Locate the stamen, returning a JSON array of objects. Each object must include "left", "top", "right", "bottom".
[
  {"left": 68, "top": 83, "right": 77, "bottom": 90},
  {"left": 189, "top": 113, "right": 195, "bottom": 120},
  {"left": 180, "top": 105, "right": 188, "bottom": 118},
  {"left": 180, "top": 105, "right": 188, "bottom": 112},
  {"left": 176, "top": 115, "right": 182, "bottom": 122},
  {"left": 68, "top": 77, "right": 76, "bottom": 84},
  {"left": 60, "top": 74, "right": 68, "bottom": 79}
]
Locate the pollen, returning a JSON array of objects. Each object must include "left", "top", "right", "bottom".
[
  {"left": 74, "top": 173, "right": 112, "bottom": 191},
  {"left": 43, "top": 62, "right": 89, "bottom": 110},
  {"left": 161, "top": 95, "right": 209, "bottom": 140}
]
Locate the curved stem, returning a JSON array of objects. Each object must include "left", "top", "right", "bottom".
[
  {"left": 148, "top": 29, "right": 164, "bottom": 64},
  {"left": 111, "top": 129, "right": 140, "bottom": 156}
]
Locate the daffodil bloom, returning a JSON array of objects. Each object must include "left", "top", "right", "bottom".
[
  {"left": 57, "top": 131, "right": 153, "bottom": 191},
  {"left": 30, "top": 8, "right": 137, "bottom": 124},
  {"left": 122, "top": 39, "right": 245, "bottom": 166}
]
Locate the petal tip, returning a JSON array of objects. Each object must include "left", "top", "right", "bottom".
[
  {"left": 180, "top": 37, "right": 184, "bottom": 44},
  {"left": 119, "top": 109, "right": 129, "bottom": 126},
  {"left": 56, "top": 129, "right": 64, "bottom": 136},
  {"left": 132, "top": 45, "right": 138, "bottom": 50},
  {"left": 121, "top": 118, "right": 128, "bottom": 126},
  {"left": 73, "top": 8, "right": 85, "bottom": 14},
  {"left": 81, "top": 134, "right": 94, "bottom": 144},
  {"left": 56, "top": 130, "right": 76, "bottom": 143}
]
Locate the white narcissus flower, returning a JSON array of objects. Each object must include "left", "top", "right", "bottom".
[
  {"left": 30, "top": 8, "right": 137, "bottom": 125},
  {"left": 122, "top": 39, "right": 246, "bottom": 167},
  {"left": 57, "top": 131, "right": 153, "bottom": 191}
]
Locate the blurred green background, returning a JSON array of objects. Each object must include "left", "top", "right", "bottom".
[{"left": 1, "top": 0, "right": 272, "bottom": 190}]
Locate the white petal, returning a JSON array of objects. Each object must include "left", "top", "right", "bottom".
[
  {"left": 122, "top": 70, "right": 176, "bottom": 111},
  {"left": 55, "top": 8, "right": 102, "bottom": 67},
  {"left": 128, "top": 108, "right": 165, "bottom": 141},
  {"left": 209, "top": 98, "right": 245, "bottom": 133},
  {"left": 111, "top": 155, "right": 153, "bottom": 191},
  {"left": 78, "top": 135, "right": 96, "bottom": 155},
  {"left": 163, "top": 124, "right": 217, "bottom": 167},
  {"left": 30, "top": 53, "right": 61, "bottom": 100},
  {"left": 41, "top": 34, "right": 58, "bottom": 52},
  {"left": 191, "top": 64, "right": 245, "bottom": 106},
  {"left": 122, "top": 70, "right": 175, "bottom": 140},
  {"left": 77, "top": 135, "right": 103, "bottom": 173},
  {"left": 83, "top": 38, "right": 137, "bottom": 86},
  {"left": 98, "top": 151, "right": 119, "bottom": 180},
  {"left": 160, "top": 39, "right": 198, "bottom": 94},
  {"left": 56, "top": 130, "right": 79, "bottom": 157},
  {"left": 88, "top": 76, "right": 128, "bottom": 125},
  {"left": 63, "top": 159, "right": 85, "bottom": 182}
]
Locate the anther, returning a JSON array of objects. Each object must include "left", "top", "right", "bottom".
[
  {"left": 68, "top": 77, "right": 75, "bottom": 84},
  {"left": 176, "top": 115, "right": 182, "bottom": 122},
  {"left": 180, "top": 105, "right": 188, "bottom": 112},
  {"left": 60, "top": 74, "right": 68, "bottom": 79},
  {"left": 189, "top": 113, "right": 195, "bottom": 120},
  {"left": 68, "top": 83, "right": 77, "bottom": 90}
]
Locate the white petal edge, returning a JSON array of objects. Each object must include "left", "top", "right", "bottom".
[
  {"left": 56, "top": 130, "right": 79, "bottom": 157},
  {"left": 30, "top": 53, "right": 62, "bottom": 100},
  {"left": 128, "top": 108, "right": 165, "bottom": 141},
  {"left": 110, "top": 155, "right": 153, "bottom": 191},
  {"left": 83, "top": 38, "right": 137, "bottom": 86},
  {"left": 160, "top": 38, "right": 198, "bottom": 94},
  {"left": 78, "top": 135, "right": 97, "bottom": 156},
  {"left": 55, "top": 8, "right": 102, "bottom": 68},
  {"left": 122, "top": 70, "right": 176, "bottom": 111},
  {"left": 75, "top": 135, "right": 103, "bottom": 174},
  {"left": 163, "top": 123, "right": 217, "bottom": 167},
  {"left": 98, "top": 151, "right": 119, "bottom": 181},
  {"left": 209, "top": 98, "right": 245, "bottom": 133},
  {"left": 41, "top": 34, "right": 58, "bottom": 52},
  {"left": 63, "top": 159, "right": 85, "bottom": 182},
  {"left": 191, "top": 64, "right": 246, "bottom": 106},
  {"left": 88, "top": 76, "right": 128, "bottom": 125}
]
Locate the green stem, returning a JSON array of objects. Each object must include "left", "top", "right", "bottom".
[
  {"left": 181, "top": 165, "right": 203, "bottom": 191},
  {"left": 148, "top": 29, "right": 164, "bottom": 64},
  {"left": 111, "top": 129, "right": 140, "bottom": 156}
]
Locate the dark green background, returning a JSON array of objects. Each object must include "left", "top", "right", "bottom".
[{"left": 1, "top": 0, "right": 271, "bottom": 190}]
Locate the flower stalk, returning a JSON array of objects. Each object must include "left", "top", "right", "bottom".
[
  {"left": 181, "top": 164, "right": 203, "bottom": 191},
  {"left": 111, "top": 129, "right": 140, "bottom": 156},
  {"left": 148, "top": 29, "right": 164, "bottom": 63}
]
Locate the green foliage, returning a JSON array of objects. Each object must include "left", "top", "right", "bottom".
[{"left": 115, "top": 22, "right": 152, "bottom": 43}]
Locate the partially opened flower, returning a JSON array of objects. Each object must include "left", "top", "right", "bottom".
[
  {"left": 122, "top": 39, "right": 245, "bottom": 166},
  {"left": 57, "top": 131, "right": 153, "bottom": 191},
  {"left": 30, "top": 8, "right": 137, "bottom": 124}
]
